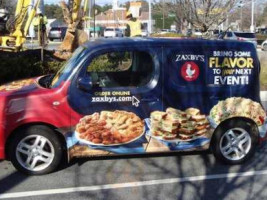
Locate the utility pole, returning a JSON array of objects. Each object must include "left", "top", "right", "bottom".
[
  {"left": 148, "top": 0, "right": 152, "bottom": 34},
  {"left": 238, "top": 1, "right": 244, "bottom": 31},
  {"left": 162, "top": 0, "right": 165, "bottom": 29},
  {"left": 240, "top": 5, "right": 243, "bottom": 31},
  {"left": 93, "top": 0, "right": 95, "bottom": 38},
  {"left": 88, "top": 0, "right": 91, "bottom": 39},
  {"left": 250, "top": 0, "right": 255, "bottom": 32}
]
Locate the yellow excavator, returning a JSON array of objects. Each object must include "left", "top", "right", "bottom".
[
  {"left": 55, "top": 0, "right": 89, "bottom": 59},
  {"left": 0, "top": 0, "right": 40, "bottom": 51},
  {"left": 0, "top": 0, "right": 89, "bottom": 59}
]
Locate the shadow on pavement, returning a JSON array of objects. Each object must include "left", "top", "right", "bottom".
[
  {"left": 0, "top": 143, "right": 266, "bottom": 200},
  {"left": 0, "top": 171, "right": 28, "bottom": 194},
  {"left": 66, "top": 142, "right": 267, "bottom": 200}
]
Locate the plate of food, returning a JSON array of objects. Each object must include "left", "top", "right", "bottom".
[
  {"left": 75, "top": 110, "right": 145, "bottom": 146},
  {"left": 209, "top": 97, "right": 266, "bottom": 127},
  {"left": 148, "top": 107, "right": 210, "bottom": 142}
]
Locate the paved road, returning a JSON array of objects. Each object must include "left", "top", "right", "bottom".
[
  {"left": 257, "top": 48, "right": 266, "bottom": 60},
  {"left": 24, "top": 41, "right": 61, "bottom": 51},
  {"left": 0, "top": 146, "right": 267, "bottom": 200}
]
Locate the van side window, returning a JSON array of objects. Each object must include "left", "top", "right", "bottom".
[
  {"left": 226, "top": 32, "right": 232, "bottom": 37},
  {"left": 86, "top": 51, "right": 153, "bottom": 88}
]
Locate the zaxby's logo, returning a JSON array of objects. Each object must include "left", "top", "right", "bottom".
[{"left": 181, "top": 62, "right": 200, "bottom": 81}]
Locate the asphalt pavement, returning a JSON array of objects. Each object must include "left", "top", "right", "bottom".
[
  {"left": 0, "top": 146, "right": 267, "bottom": 200},
  {"left": 0, "top": 42, "right": 266, "bottom": 200},
  {"left": 24, "top": 40, "right": 61, "bottom": 51}
]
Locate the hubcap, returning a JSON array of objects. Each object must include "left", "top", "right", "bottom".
[
  {"left": 16, "top": 135, "right": 55, "bottom": 172},
  {"left": 220, "top": 128, "right": 251, "bottom": 161}
]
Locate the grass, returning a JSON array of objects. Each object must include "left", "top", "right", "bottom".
[{"left": 260, "top": 56, "right": 267, "bottom": 90}]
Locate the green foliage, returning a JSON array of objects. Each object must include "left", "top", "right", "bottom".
[
  {"left": 0, "top": 56, "right": 41, "bottom": 84},
  {"left": 44, "top": 4, "right": 63, "bottom": 20},
  {"left": 260, "top": 67, "right": 267, "bottom": 88},
  {"left": 88, "top": 53, "right": 131, "bottom": 72},
  {"left": 151, "top": 32, "right": 185, "bottom": 37},
  {"left": 153, "top": 13, "right": 176, "bottom": 30},
  {"left": 94, "top": 4, "right": 112, "bottom": 14},
  {"left": 43, "top": 61, "right": 65, "bottom": 74},
  {"left": 256, "top": 34, "right": 267, "bottom": 40},
  {"left": 0, "top": 51, "right": 64, "bottom": 84},
  {"left": 255, "top": 34, "right": 267, "bottom": 45},
  {"left": 260, "top": 58, "right": 267, "bottom": 90},
  {"left": 88, "top": 54, "right": 118, "bottom": 72}
]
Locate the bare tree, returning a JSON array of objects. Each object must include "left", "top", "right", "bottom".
[{"left": 166, "top": 0, "right": 238, "bottom": 32}]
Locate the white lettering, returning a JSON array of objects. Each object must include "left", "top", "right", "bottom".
[
  {"left": 213, "top": 76, "right": 249, "bottom": 85},
  {"left": 176, "top": 54, "right": 205, "bottom": 62}
]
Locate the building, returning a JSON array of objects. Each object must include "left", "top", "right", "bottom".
[
  {"left": 95, "top": 10, "right": 150, "bottom": 31},
  {"left": 94, "top": 1, "right": 152, "bottom": 32}
]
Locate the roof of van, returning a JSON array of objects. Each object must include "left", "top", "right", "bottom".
[{"left": 82, "top": 37, "right": 255, "bottom": 49}]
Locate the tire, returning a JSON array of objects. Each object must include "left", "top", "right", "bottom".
[
  {"left": 211, "top": 118, "right": 258, "bottom": 164},
  {"left": 263, "top": 44, "right": 267, "bottom": 51},
  {"left": 9, "top": 125, "right": 63, "bottom": 175},
  {"left": 50, "top": 38, "right": 53, "bottom": 41}
]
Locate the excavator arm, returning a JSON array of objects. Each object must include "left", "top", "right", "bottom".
[
  {"left": 0, "top": 0, "right": 40, "bottom": 51},
  {"left": 0, "top": 0, "right": 88, "bottom": 57},
  {"left": 54, "top": 0, "right": 88, "bottom": 59}
]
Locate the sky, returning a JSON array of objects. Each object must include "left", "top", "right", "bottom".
[{"left": 45, "top": 0, "right": 130, "bottom": 6}]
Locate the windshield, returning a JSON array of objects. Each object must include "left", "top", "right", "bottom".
[
  {"left": 51, "top": 28, "right": 61, "bottom": 31},
  {"left": 234, "top": 32, "right": 255, "bottom": 38},
  {"left": 50, "top": 46, "right": 86, "bottom": 88}
]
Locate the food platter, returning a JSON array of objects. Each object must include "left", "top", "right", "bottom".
[
  {"left": 75, "top": 111, "right": 145, "bottom": 146},
  {"left": 146, "top": 130, "right": 207, "bottom": 143},
  {"left": 146, "top": 107, "right": 211, "bottom": 143},
  {"left": 75, "top": 126, "right": 145, "bottom": 146},
  {"left": 209, "top": 97, "right": 266, "bottom": 126}
]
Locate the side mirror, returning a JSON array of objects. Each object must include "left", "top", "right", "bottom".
[{"left": 77, "top": 77, "right": 92, "bottom": 92}]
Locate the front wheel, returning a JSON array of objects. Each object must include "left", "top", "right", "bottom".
[
  {"left": 211, "top": 119, "right": 258, "bottom": 164},
  {"left": 9, "top": 125, "right": 63, "bottom": 175}
]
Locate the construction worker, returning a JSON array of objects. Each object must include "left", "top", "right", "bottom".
[
  {"left": 33, "top": 9, "right": 48, "bottom": 46},
  {"left": 125, "top": 11, "right": 142, "bottom": 37}
]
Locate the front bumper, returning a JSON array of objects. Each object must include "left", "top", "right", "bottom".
[
  {"left": 0, "top": 122, "right": 5, "bottom": 159},
  {"left": 48, "top": 33, "right": 61, "bottom": 39}
]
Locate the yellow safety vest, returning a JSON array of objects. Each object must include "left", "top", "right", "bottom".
[
  {"left": 32, "top": 15, "right": 48, "bottom": 26},
  {"left": 127, "top": 20, "right": 142, "bottom": 37}
]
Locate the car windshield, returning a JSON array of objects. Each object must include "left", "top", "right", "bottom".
[
  {"left": 51, "top": 28, "right": 61, "bottom": 31},
  {"left": 105, "top": 28, "right": 114, "bottom": 31},
  {"left": 50, "top": 46, "right": 86, "bottom": 88},
  {"left": 234, "top": 32, "right": 255, "bottom": 38}
]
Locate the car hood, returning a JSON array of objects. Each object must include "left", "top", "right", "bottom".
[{"left": 0, "top": 78, "right": 41, "bottom": 95}]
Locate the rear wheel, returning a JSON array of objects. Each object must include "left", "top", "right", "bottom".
[
  {"left": 9, "top": 125, "right": 63, "bottom": 175},
  {"left": 211, "top": 119, "right": 258, "bottom": 164}
]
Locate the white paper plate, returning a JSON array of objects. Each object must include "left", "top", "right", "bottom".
[{"left": 75, "top": 126, "right": 146, "bottom": 147}]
